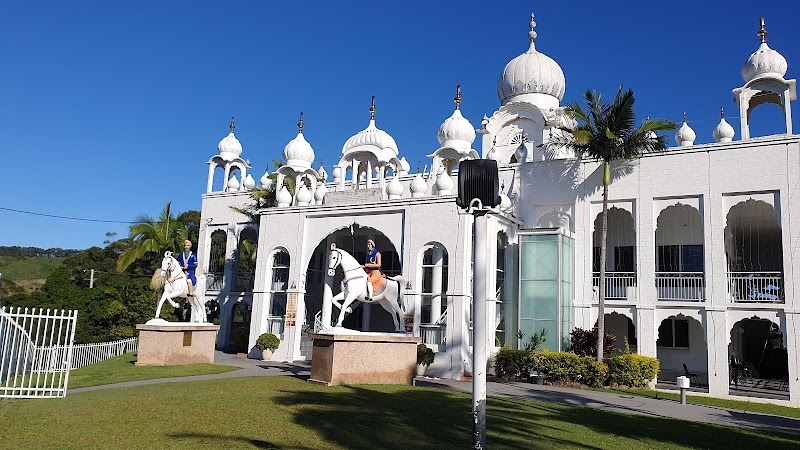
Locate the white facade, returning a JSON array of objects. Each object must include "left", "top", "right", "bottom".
[{"left": 196, "top": 14, "right": 799, "bottom": 405}]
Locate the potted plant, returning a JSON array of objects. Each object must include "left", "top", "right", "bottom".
[
  {"left": 256, "top": 333, "right": 280, "bottom": 361},
  {"left": 416, "top": 343, "right": 435, "bottom": 377}
]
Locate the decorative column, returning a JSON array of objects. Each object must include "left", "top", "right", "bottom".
[
  {"left": 352, "top": 158, "right": 359, "bottom": 189},
  {"left": 321, "top": 237, "right": 334, "bottom": 331},
  {"left": 366, "top": 161, "right": 373, "bottom": 189},
  {"left": 705, "top": 308, "right": 730, "bottom": 397},
  {"left": 430, "top": 247, "right": 444, "bottom": 324}
]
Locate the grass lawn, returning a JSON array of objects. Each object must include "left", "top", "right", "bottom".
[
  {"left": 68, "top": 353, "right": 240, "bottom": 389},
  {"left": 1, "top": 376, "right": 798, "bottom": 449},
  {"left": 584, "top": 386, "right": 800, "bottom": 419}
]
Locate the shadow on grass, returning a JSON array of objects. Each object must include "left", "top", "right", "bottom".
[
  {"left": 166, "top": 432, "right": 283, "bottom": 449},
  {"left": 275, "top": 384, "right": 800, "bottom": 450},
  {"left": 257, "top": 364, "right": 310, "bottom": 381}
]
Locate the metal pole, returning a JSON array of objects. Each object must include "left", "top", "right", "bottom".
[
  {"left": 89, "top": 269, "right": 94, "bottom": 289},
  {"left": 472, "top": 212, "right": 488, "bottom": 449},
  {"left": 680, "top": 387, "right": 686, "bottom": 405}
]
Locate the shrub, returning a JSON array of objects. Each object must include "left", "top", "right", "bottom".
[
  {"left": 493, "top": 349, "right": 534, "bottom": 380},
  {"left": 517, "top": 328, "right": 548, "bottom": 352},
  {"left": 529, "top": 351, "right": 609, "bottom": 387},
  {"left": 256, "top": 333, "right": 280, "bottom": 352},
  {"left": 417, "top": 344, "right": 435, "bottom": 367},
  {"left": 605, "top": 353, "right": 659, "bottom": 388},
  {"left": 569, "top": 327, "right": 617, "bottom": 357},
  {"left": 231, "top": 327, "right": 250, "bottom": 353}
]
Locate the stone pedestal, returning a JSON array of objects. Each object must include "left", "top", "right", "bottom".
[
  {"left": 135, "top": 323, "right": 220, "bottom": 366},
  {"left": 309, "top": 333, "right": 420, "bottom": 386}
]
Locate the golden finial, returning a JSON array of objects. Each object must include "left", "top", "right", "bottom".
[
  {"left": 369, "top": 96, "right": 376, "bottom": 121},
  {"left": 454, "top": 85, "right": 462, "bottom": 110},
  {"left": 229, "top": 117, "right": 236, "bottom": 133},
  {"left": 298, "top": 112, "right": 304, "bottom": 134},
  {"left": 758, "top": 18, "right": 767, "bottom": 43},
  {"left": 720, "top": 107, "right": 725, "bottom": 118}
]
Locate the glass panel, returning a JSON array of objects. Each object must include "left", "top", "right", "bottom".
[
  {"left": 271, "top": 292, "right": 287, "bottom": 316},
  {"left": 681, "top": 245, "right": 704, "bottom": 272},
  {"left": 657, "top": 245, "right": 680, "bottom": 272},
  {"left": 614, "top": 246, "right": 635, "bottom": 272}
]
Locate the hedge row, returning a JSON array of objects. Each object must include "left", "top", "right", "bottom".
[{"left": 493, "top": 349, "right": 659, "bottom": 388}]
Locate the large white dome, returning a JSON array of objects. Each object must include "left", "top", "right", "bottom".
[
  {"left": 283, "top": 114, "right": 315, "bottom": 169},
  {"left": 438, "top": 109, "right": 476, "bottom": 148},
  {"left": 497, "top": 13, "right": 565, "bottom": 107},
  {"left": 217, "top": 118, "right": 242, "bottom": 161}
]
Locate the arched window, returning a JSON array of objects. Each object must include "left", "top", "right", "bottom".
[
  {"left": 270, "top": 250, "right": 290, "bottom": 317},
  {"left": 208, "top": 230, "right": 227, "bottom": 290},
  {"left": 235, "top": 228, "right": 258, "bottom": 292},
  {"left": 421, "top": 244, "right": 448, "bottom": 324}
]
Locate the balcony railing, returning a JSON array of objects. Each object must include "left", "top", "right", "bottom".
[
  {"left": 592, "top": 272, "right": 636, "bottom": 300},
  {"left": 656, "top": 272, "right": 705, "bottom": 301},
  {"left": 420, "top": 324, "right": 447, "bottom": 346},
  {"left": 727, "top": 272, "right": 784, "bottom": 303},
  {"left": 265, "top": 315, "right": 285, "bottom": 338},
  {"left": 234, "top": 272, "right": 255, "bottom": 292},
  {"left": 206, "top": 272, "right": 224, "bottom": 291}
]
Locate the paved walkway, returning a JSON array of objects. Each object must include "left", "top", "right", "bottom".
[
  {"left": 69, "top": 352, "right": 800, "bottom": 436},
  {"left": 415, "top": 377, "right": 800, "bottom": 436}
]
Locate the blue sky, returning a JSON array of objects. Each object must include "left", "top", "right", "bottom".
[{"left": 1, "top": 1, "right": 798, "bottom": 250}]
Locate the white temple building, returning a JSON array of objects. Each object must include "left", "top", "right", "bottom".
[{"left": 196, "top": 14, "right": 799, "bottom": 405}]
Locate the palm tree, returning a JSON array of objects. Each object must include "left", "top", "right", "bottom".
[
  {"left": 544, "top": 87, "right": 677, "bottom": 361},
  {"left": 116, "top": 202, "right": 188, "bottom": 272},
  {"left": 232, "top": 158, "right": 298, "bottom": 220}
]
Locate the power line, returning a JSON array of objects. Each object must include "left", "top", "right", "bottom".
[{"left": 0, "top": 206, "right": 136, "bottom": 224}]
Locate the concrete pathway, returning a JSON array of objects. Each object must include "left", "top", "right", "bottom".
[
  {"left": 415, "top": 377, "right": 800, "bottom": 436},
  {"left": 69, "top": 352, "right": 800, "bottom": 437}
]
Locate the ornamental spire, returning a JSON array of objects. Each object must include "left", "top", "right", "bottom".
[
  {"left": 298, "top": 112, "right": 304, "bottom": 134},
  {"left": 454, "top": 85, "right": 462, "bottom": 110},
  {"left": 758, "top": 17, "right": 767, "bottom": 43},
  {"left": 683, "top": 111, "right": 687, "bottom": 123},
  {"left": 527, "top": 12, "right": 537, "bottom": 52},
  {"left": 229, "top": 116, "right": 236, "bottom": 133},
  {"left": 720, "top": 107, "right": 725, "bottom": 118},
  {"left": 369, "top": 96, "right": 376, "bottom": 121}
]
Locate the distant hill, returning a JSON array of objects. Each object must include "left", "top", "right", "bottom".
[
  {"left": 0, "top": 256, "right": 66, "bottom": 297},
  {"left": 0, "top": 246, "right": 82, "bottom": 258}
]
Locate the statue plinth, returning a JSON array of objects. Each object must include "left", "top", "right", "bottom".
[
  {"left": 308, "top": 332, "right": 419, "bottom": 386},
  {"left": 135, "top": 322, "right": 220, "bottom": 366}
]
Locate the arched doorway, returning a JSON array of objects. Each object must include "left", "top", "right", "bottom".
[
  {"left": 656, "top": 315, "right": 707, "bottom": 387},
  {"left": 305, "top": 224, "right": 401, "bottom": 332},
  {"left": 592, "top": 207, "right": 636, "bottom": 301},
  {"left": 729, "top": 317, "right": 789, "bottom": 398}
]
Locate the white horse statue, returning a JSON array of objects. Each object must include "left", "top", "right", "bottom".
[
  {"left": 154, "top": 251, "right": 207, "bottom": 323},
  {"left": 327, "top": 243, "right": 406, "bottom": 332}
]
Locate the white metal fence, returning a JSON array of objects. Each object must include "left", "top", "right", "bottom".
[
  {"left": 727, "top": 272, "right": 783, "bottom": 303},
  {"left": 592, "top": 272, "right": 636, "bottom": 300},
  {"left": 70, "top": 337, "right": 139, "bottom": 369},
  {"left": 1, "top": 307, "right": 78, "bottom": 399},
  {"left": 656, "top": 272, "right": 705, "bottom": 301}
]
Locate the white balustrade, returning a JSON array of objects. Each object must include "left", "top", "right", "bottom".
[
  {"left": 206, "top": 272, "right": 225, "bottom": 291},
  {"left": 727, "top": 272, "right": 783, "bottom": 303},
  {"left": 592, "top": 272, "right": 636, "bottom": 300},
  {"left": 265, "top": 316, "right": 285, "bottom": 338},
  {"left": 655, "top": 272, "right": 705, "bottom": 301},
  {"left": 420, "top": 324, "right": 447, "bottom": 346}
]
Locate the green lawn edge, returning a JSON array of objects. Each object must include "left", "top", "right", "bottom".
[{"left": 67, "top": 353, "right": 239, "bottom": 389}]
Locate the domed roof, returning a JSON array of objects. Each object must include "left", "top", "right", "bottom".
[
  {"left": 342, "top": 97, "right": 398, "bottom": 159},
  {"left": 742, "top": 19, "right": 788, "bottom": 83},
  {"left": 437, "top": 85, "right": 476, "bottom": 148},
  {"left": 675, "top": 113, "right": 696, "bottom": 147},
  {"left": 713, "top": 108, "right": 735, "bottom": 143},
  {"left": 218, "top": 117, "right": 243, "bottom": 161},
  {"left": 283, "top": 113, "right": 315, "bottom": 169},
  {"left": 497, "top": 13, "right": 565, "bottom": 107}
]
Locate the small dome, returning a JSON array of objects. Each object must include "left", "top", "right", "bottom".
[
  {"left": 218, "top": 118, "right": 242, "bottom": 160},
  {"left": 332, "top": 166, "right": 343, "bottom": 181},
  {"left": 342, "top": 97, "right": 398, "bottom": 158},
  {"left": 314, "top": 183, "right": 328, "bottom": 202},
  {"left": 497, "top": 13, "right": 565, "bottom": 107},
  {"left": 283, "top": 114, "right": 315, "bottom": 169},
  {"left": 514, "top": 142, "right": 528, "bottom": 162},
  {"left": 387, "top": 176, "right": 404, "bottom": 199},
  {"left": 296, "top": 184, "right": 312, "bottom": 206},
  {"left": 435, "top": 171, "right": 454, "bottom": 195},
  {"left": 398, "top": 157, "right": 411, "bottom": 175},
  {"left": 675, "top": 115, "right": 696, "bottom": 147},
  {"left": 318, "top": 163, "right": 328, "bottom": 181},
  {"left": 438, "top": 86, "right": 476, "bottom": 148},
  {"left": 227, "top": 175, "right": 240, "bottom": 192},
  {"left": 276, "top": 186, "right": 292, "bottom": 207},
  {"left": 410, "top": 173, "right": 427, "bottom": 198},
  {"left": 713, "top": 109, "right": 735, "bottom": 143},
  {"left": 260, "top": 170, "right": 273, "bottom": 189},
  {"left": 242, "top": 174, "right": 256, "bottom": 190},
  {"left": 742, "top": 20, "right": 788, "bottom": 82}
]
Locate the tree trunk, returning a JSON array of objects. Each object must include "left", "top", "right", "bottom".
[{"left": 597, "top": 161, "right": 610, "bottom": 362}]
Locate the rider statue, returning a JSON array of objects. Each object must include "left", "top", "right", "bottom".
[
  {"left": 362, "top": 239, "right": 382, "bottom": 300},
  {"left": 176, "top": 239, "right": 197, "bottom": 296}
]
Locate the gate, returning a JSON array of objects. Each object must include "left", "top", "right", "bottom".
[{"left": 0, "top": 307, "right": 78, "bottom": 398}]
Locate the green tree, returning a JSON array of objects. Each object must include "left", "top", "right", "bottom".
[
  {"left": 177, "top": 210, "right": 201, "bottom": 245},
  {"left": 116, "top": 202, "right": 188, "bottom": 273},
  {"left": 544, "top": 87, "right": 677, "bottom": 361}
]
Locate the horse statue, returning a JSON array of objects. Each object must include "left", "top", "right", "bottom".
[
  {"left": 327, "top": 243, "right": 406, "bottom": 332},
  {"left": 153, "top": 251, "right": 207, "bottom": 323}
]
